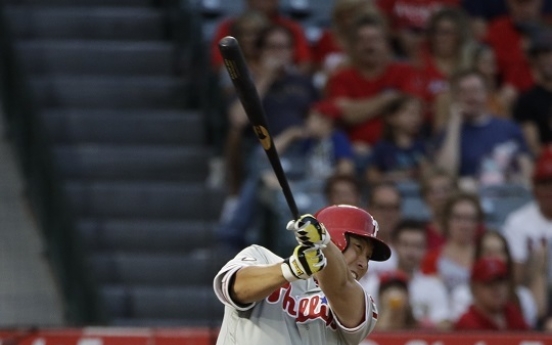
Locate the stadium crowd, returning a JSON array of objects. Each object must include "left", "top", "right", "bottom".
[{"left": 208, "top": 0, "right": 552, "bottom": 332}]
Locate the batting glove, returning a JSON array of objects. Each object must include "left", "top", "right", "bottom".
[
  {"left": 281, "top": 244, "right": 327, "bottom": 282},
  {"left": 286, "top": 214, "right": 331, "bottom": 248}
]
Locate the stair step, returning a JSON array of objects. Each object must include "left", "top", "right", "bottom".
[
  {"left": 53, "top": 145, "right": 209, "bottom": 181},
  {"left": 17, "top": 40, "right": 173, "bottom": 75},
  {"left": 90, "top": 252, "right": 220, "bottom": 286},
  {"left": 5, "top": 0, "right": 153, "bottom": 6},
  {"left": 41, "top": 109, "right": 204, "bottom": 145},
  {"left": 100, "top": 285, "right": 223, "bottom": 324},
  {"left": 30, "top": 76, "right": 192, "bottom": 109},
  {"left": 77, "top": 219, "right": 217, "bottom": 253},
  {"left": 6, "top": 7, "right": 165, "bottom": 40},
  {"left": 64, "top": 181, "right": 225, "bottom": 219}
]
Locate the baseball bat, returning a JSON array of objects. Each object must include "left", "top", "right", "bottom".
[{"left": 218, "top": 36, "right": 299, "bottom": 220}]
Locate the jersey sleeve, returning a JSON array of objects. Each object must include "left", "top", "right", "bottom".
[
  {"left": 213, "top": 245, "right": 283, "bottom": 311},
  {"left": 334, "top": 284, "right": 378, "bottom": 345}
]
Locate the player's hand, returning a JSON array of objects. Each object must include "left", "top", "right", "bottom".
[
  {"left": 286, "top": 214, "right": 331, "bottom": 247},
  {"left": 281, "top": 245, "right": 327, "bottom": 282}
]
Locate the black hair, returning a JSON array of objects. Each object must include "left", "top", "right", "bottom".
[
  {"left": 255, "top": 24, "right": 295, "bottom": 50},
  {"left": 391, "top": 219, "right": 426, "bottom": 243}
]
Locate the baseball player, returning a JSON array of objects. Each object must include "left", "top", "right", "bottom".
[{"left": 213, "top": 204, "right": 391, "bottom": 345}]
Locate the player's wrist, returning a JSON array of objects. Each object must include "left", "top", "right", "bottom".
[{"left": 281, "top": 259, "right": 299, "bottom": 282}]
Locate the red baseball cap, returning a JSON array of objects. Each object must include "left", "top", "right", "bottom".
[
  {"left": 533, "top": 145, "right": 552, "bottom": 183},
  {"left": 310, "top": 100, "right": 341, "bottom": 120},
  {"left": 379, "top": 270, "right": 409, "bottom": 288},
  {"left": 471, "top": 257, "right": 508, "bottom": 283}
]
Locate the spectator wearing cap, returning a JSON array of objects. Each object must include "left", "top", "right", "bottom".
[
  {"left": 366, "top": 95, "right": 430, "bottom": 185},
  {"left": 373, "top": 270, "right": 419, "bottom": 331},
  {"left": 454, "top": 257, "right": 529, "bottom": 330},
  {"left": 362, "top": 220, "right": 452, "bottom": 330},
  {"left": 325, "top": 13, "right": 424, "bottom": 167},
  {"left": 513, "top": 30, "right": 552, "bottom": 156},
  {"left": 484, "top": 0, "right": 548, "bottom": 93},
  {"left": 209, "top": 0, "right": 312, "bottom": 73},
  {"left": 502, "top": 145, "right": 552, "bottom": 323},
  {"left": 435, "top": 69, "right": 532, "bottom": 187},
  {"left": 451, "top": 231, "right": 538, "bottom": 328}
]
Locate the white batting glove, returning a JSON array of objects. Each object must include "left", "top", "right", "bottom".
[
  {"left": 286, "top": 214, "right": 331, "bottom": 248},
  {"left": 281, "top": 244, "right": 327, "bottom": 282}
]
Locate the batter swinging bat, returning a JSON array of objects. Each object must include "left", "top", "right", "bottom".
[{"left": 218, "top": 36, "right": 299, "bottom": 220}]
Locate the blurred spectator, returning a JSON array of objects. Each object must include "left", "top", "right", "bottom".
[
  {"left": 422, "top": 192, "right": 484, "bottom": 292},
  {"left": 423, "top": 8, "right": 474, "bottom": 131},
  {"left": 435, "top": 69, "right": 532, "bottom": 188},
  {"left": 263, "top": 101, "right": 356, "bottom": 186},
  {"left": 451, "top": 231, "right": 538, "bottom": 328},
  {"left": 311, "top": 0, "right": 380, "bottom": 89},
  {"left": 210, "top": 0, "right": 312, "bottom": 73},
  {"left": 454, "top": 257, "right": 529, "bottom": 331},
  {"left": 420, "top": 167, "right": 458, "bottom": 250},
  {"left": 513, "top": 29, "right": 552, "bottom": 156},
  {"left": 436, "top": 43, "right": 517, "bottom": 131},
  {"left": 223, "top": 25, "right": 317, "bottom": 215},
  {"left": 323, "top": 173, "right": 362, "bottom": 206},
  {"left": 365, "top": 182, "right": 402, "bottom": 274},
  {"left": 216, "top": 100, "right": 353, "bottom": 252},
  {"left": 366, "top": 95, "right": 429, "bottom": 185},
  {"left": 218, "top": 11, "right": 270, "bottom": 96},
  {"left": 469, "top": 44, "right": 517, "bottom": 118},
  {"left": 325, "top": 13, "right": 423, "bottom": 167},
  {"left": 374, "top": 270, "right": 419, "bottom": 331},
  {"left": 362, "top": 220, "right": 452, "bottom": 329},
  {"left": 502, "top": 145, "right": 552, "bottom": 324},
  {"left": 485, "top": 0, "right": 547, "bottom": 93}
]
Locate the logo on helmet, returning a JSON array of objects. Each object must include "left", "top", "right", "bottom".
[{"left": 371, "top": 217, "right": 379, "bottom": 237}]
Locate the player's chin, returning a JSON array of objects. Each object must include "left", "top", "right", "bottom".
[{"left": 350, "top": 270, "right": 360, "bottom": 280}]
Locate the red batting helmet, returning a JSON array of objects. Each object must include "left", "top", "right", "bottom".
[{"left": 315, "top": 205, "right": 391, "bottom": 262}]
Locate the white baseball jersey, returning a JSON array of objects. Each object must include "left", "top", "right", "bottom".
[{"left": 213, "top": 245, "right": 378, "bottom": 345}]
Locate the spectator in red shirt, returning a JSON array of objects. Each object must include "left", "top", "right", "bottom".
[
  {"left": 454, "top": 257, "right": 529, "bottom": 331},
  {"left": 311, "top": 0, "right": 380, "bottom": 89},
  {"left": 485, "top": 0, "right": 547, "bottom": 93},
  {"left": 210, "top": 0, "right": 312, "bottom": 73},
  {"left": 325, "top": 13, "right": 423, "bottom": 163}
]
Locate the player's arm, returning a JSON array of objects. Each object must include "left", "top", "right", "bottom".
[
  {"left": 316, "top": 241, "right": 366, "bottom": 328},
  {"left": 230, "top": 264, "right": 287, "bottom": 305},
  {"left": 435, "top": 104, "right": 462, "bottom": 177},
  {"left": 232, "top": 247, "right": 326, "bottom": 305}
]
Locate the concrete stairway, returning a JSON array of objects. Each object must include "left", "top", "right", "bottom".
[{"left": 4, "top": 0, "right": 224, "bottom": 326}]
